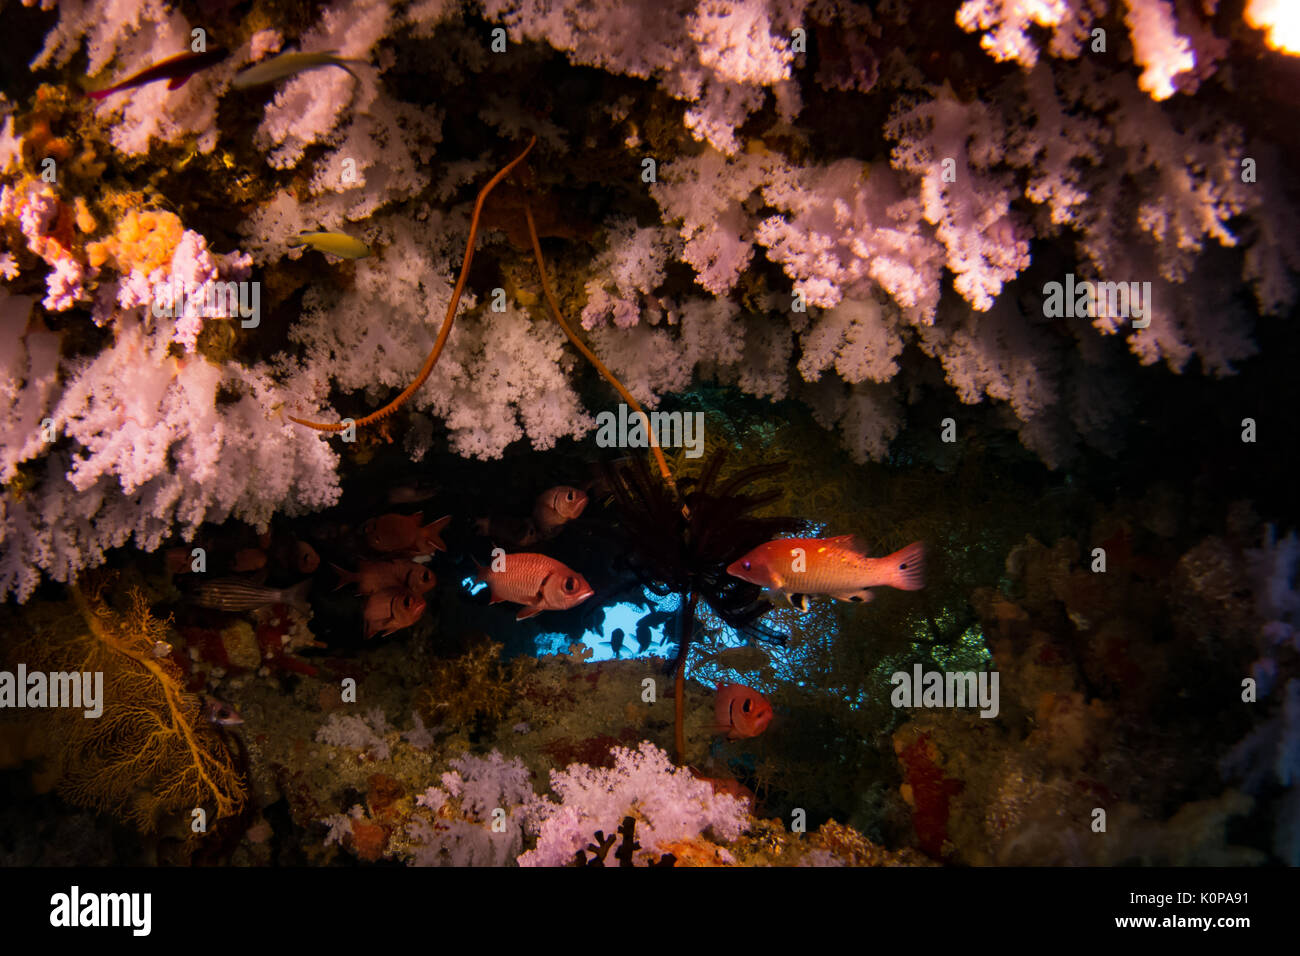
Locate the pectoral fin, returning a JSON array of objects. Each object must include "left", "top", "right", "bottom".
[
  {"left": 167, "top": 74, "right": 191, "bottom": 90},
  {"left": 782, "top": 592, "right": 812, "bottom": 611}
]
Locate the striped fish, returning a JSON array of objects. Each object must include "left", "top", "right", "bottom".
[{"left": 192, "top": 577, "right": 312, "bottom": 613}]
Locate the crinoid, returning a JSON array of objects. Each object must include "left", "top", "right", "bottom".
[{"left": 601, "top": 450, "right": 804, "bottom": 762}]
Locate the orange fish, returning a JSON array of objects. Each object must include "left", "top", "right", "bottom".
[
  {"left": 533, "top": 485, "right": 588, "bottom": 535},
  {"left": 726, "top": 536, "right": 924, "bottom": 605},
  {"left": 332, "top": 559, "right": 436, "bottom": 596},
  {"left": 689, "top": 767, "right": 756, "bottom": 806},
  {"left": 362, "top": 588, "right": 426, "bottom": 639},
  {"left": 165, "top": 547, "right": 197, "bottom": 574},
  {"left": 295, "top": 541, "right": 320, "bottom": 574},
  {"left": 232, "top": 548, "right": 268, "bottom": 572},
  {"left": 364, "top": 512, "right": 451, "bottom": 555},
  {"left": 476, "top": 552, "right": 594, "bottom": 620},
  {"left": 713, "top": 684, "right": 773, "bottom": 740}
]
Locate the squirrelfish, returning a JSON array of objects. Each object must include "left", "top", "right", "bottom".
[
  {"left": 473, "top": 514, "right": 540, "bottom": 549},
  {"left": 364, "top": 513, "right": 451, "bottom": 555},
  {"left": 288, "top": 231, "right": 371, "bottom": 259},
  {"left": 295, "top": 541, "right": 321, "bottom": 574},
  {"left": 332, "top": 558, "right": 436, "bottom": 596},
  {"left": 362, "top": 588, "right": 426, "bottom": 639},
  {"left": 387, "top": 483, "right": 440, "bottom": 505},
  {"left": 192, "top": 577, "right": 312, "bottom": 613},
  {"left": 726, "top": 536, "right": 924, "bottom": 605},
  {"left": 533, "top": 485, "right": 588, "bottom": 535},
  {"left": 231, "top": 50, "right": 365, "bottom": 89},
  {"left": 713, "top": 684, "right": 773, "bottom": 740},
  {"left": 476, "top": 553, "right": 594, "bottom": 620},
  {"left": 204, "top": 696, "right": 244, "bottom": 727},
  {"left": 232, "top": 547, "right": 268, "bottom": 572},
  {"left": 87, "top": 47, "right": 230, "bottom": 99}
]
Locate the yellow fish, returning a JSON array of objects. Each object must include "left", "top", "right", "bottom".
[
  {"left": 232, "top": 51, "right": 365, "bottom": 89},
  {"left": 288, "top": 231, "right": 371, "bottom": 259}
]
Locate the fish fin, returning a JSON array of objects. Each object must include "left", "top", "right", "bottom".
[
  {"left": 425, "top": 514, "right": 452, "bottom": 552},
  {"left": 283, "top": 578, "right": 314, "bottom": 613},
  {"left": 470, "top": 557, "right": 494, "bottom": 592},
  {"left": 86, "top": 87, "right": 118, "bottom": 100},
  {"left": 883, "top": 541, "right": 925, "bottom": 591},
  {"left": 827, "top": 588, "right": 874, "bottom": 603},
  {"left": 167, "top": 74, "right": 190, "bottom": 90},
  {"left": 825, "top": 533, "right": 870, "bottom": 555},
  {"left": 330, "top": 562, "right": 357, "bottom": 592},
  {"left": 516, "top": 604, "right": 545, "bottom": 621},
  {"left": 786, "top": 592, "right": 812, "bottom": 611}
]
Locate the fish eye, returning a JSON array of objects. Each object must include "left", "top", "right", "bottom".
[
  {"left": 565, "top": 490, "right": 574, "bottom": 501},
  {"left": 564, "top": 577, "right": 576, "bottom": 592},
  {"left": 742, "top": 561, "right": 751, "bottom": 571},
  {"left": 742, "top": 698, "right": 752, "bottom": 713}
]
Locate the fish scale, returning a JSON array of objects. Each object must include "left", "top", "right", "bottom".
[
  {"left": 727, "top": 536, "right": 925, "bottom": 600},
  {"left": 481, "top": 553, "right": 566, "bottom": 604},
  {"left": 769, "top": 538, "right": 884, "bottom": 591}
]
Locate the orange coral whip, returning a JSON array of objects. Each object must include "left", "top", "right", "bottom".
[
  {"left": 289, "top": 137, "right": 537, "bottom": 431},
  {"left": 522, "top": 199, "right": 682, "bottom": 502}
]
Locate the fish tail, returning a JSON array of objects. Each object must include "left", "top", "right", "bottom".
[
  {"left": 330, "top": 562, "right": 357, "bottom": 591},
  {"left": 283, "top": 578, "right": 314, "bottom": 613},
  {"left": 882, "top": 541, "right": 925, "bottom": 591}
]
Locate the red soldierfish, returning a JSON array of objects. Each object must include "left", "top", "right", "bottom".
[
  {"left": 332, "top": 559, "right": 436, "bottom": 596},
  {"left": 204, "top": 697, "right": 244, "bottom": 727},
  {"left": 713, "top": 684, "right": 773, "bottom": 740},
  {"left": 87, "top": 47, "right": 231, "bottom": 99},
  {"left": 726, "top": 536, "right": 924, "bottom": 605},
  {"left": 476, "top": 553, "right": 594, "bottom": 620},
  {"left": 295, "top": 541, "right": 320, "bottom": 574},
  {"left": 232, "top": 548, "right": 268, "bottom": 572},
  {"left": 533, "top": 485, "right": 588, "bottom": 535},
  {"left": 364, "top": 513, "right": 451, "bottom": 555},
  {"left": 362, "top": 588, "right": 426, "bottom": 639}
]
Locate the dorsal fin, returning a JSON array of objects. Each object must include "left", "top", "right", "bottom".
[{"left": 824, "top": 533, "right": 868, "bottom": 554}]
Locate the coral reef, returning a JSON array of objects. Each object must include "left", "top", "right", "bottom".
[
  {"left": 0, "top": 0, "right": 1295, "bottom": 597},
  {"left": 0, "top": 0, "right": 1294, "bottom": 876}
]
